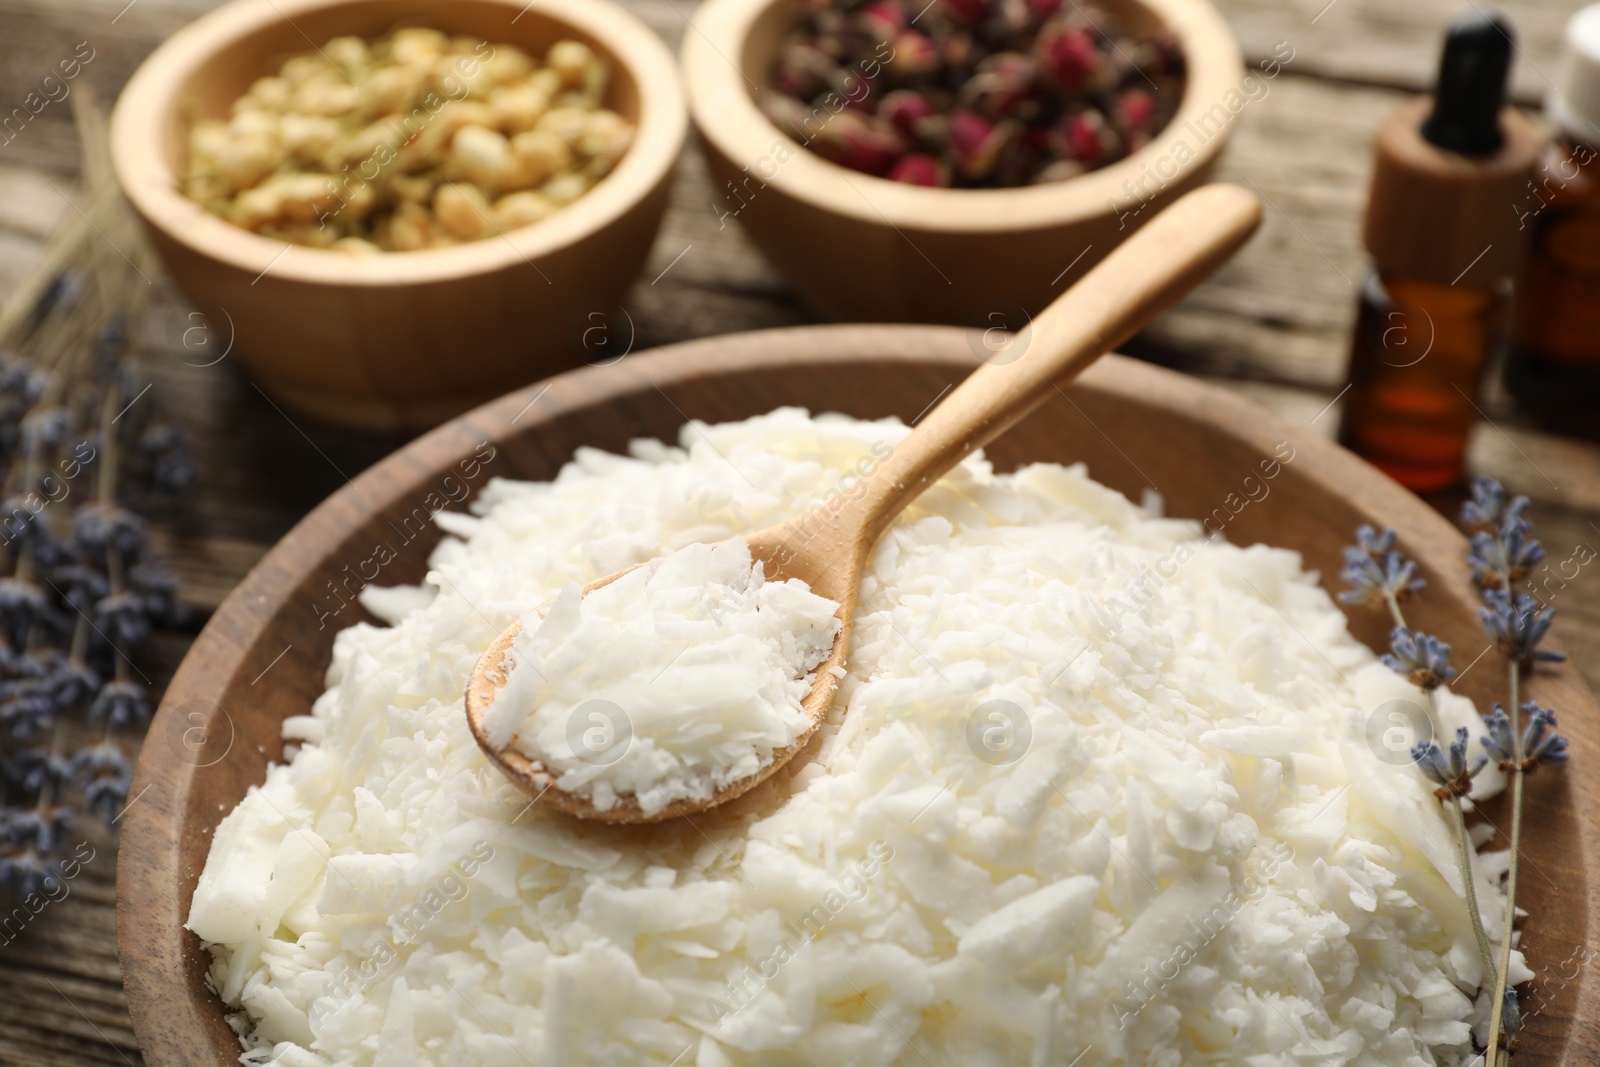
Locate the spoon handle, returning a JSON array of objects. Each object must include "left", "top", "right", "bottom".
[{"left": 850, "top": 182, "right": 1262, "bottom": 544}]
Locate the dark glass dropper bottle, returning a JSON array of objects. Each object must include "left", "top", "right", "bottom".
[
  {"left": 1338, "top": 13, "right": 1542, "bottom": 492},
  {"left": 1504, "top": 4, "right": 1600, "bottom": 434}
]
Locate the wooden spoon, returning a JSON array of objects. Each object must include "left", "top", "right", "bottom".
[{"left": 466, "top": 182, "right": 1263, "bottom": 822}]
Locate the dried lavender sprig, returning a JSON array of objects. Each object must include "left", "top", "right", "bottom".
[
  {"left": 1413, "top": 729, "right": 1497, "bottom": 990},
  {"left": 1, "top": 90, "right": 189, "bottom": 886},
  {"left": 1484, "top": 662, "right": 1528, "bottom": 1065},
  {"left": 1341, "top": 525, "right": 1502, "bottom": 1033},
  {"left": 1473, "top": 477, "right": 1568, "bottom": 1065}
]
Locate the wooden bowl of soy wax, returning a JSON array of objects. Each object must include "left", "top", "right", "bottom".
[{"left": 118, "top": 325, "right": 1600, "bottom": 1065}]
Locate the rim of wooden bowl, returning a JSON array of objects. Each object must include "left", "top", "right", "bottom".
[
  {"left": 109, "top": 0, "right": 686, "bottom": 286},
  {"left": 682, "top": 0, "right": 1244, "bottom": 232},
  {"left": 117, "top": 326, "right": 1599, "bottom": 1064}
]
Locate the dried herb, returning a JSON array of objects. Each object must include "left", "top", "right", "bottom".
[
  {"left": 762, "top": 0, "right": 1184, "bottom": 187},
  {"left": 0, "top": 90, "right": 194, "bottom": 898},
  {"left": 1340, "top": 477, "right": 1571, "bottom": 1064}
]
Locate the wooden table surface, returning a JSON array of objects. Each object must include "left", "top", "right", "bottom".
[{"left": 1, "top": 0, "right": 1597, "bottom": 1063}]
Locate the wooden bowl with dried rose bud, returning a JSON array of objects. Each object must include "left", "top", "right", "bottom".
[
  {"left": 684, "top": 0, "right": 1246, "bottom": 324},
  {"left": 111, "top": 0, "right": 685, "bottom": 432}
]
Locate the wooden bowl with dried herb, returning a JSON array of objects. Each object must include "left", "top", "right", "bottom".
[
  {"left": 684, "top": 0, "right": 1248, "bottom": 323},
  {"left": 110, "top": 0, "right": 686, "bottom": 432}
]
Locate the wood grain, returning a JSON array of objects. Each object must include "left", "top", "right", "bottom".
[{"left": 1219, "top": 0, "right": 1571, "bottom": 104}]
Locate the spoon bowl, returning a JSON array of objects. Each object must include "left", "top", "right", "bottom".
[{"left": 465, "top": 182, "right": 1264, "bottom": 821}]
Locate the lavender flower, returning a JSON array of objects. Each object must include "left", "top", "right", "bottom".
[
  {"left": 1480, "top": 590, "right": 1565, "bottom": 667},
  {"left": 88, "top": 680, "right": 151, "bottom": 731},
  {"left": 1339, "top": 527, "right": 1425, "bottom": 608},
  {"left": 73, "top": 739, "right": 130, "bottom": 828},
  {"left": 93, "top": 590, "right": 153, "bottom": 649},
  {"left": 1381, "top": 626, "right": 1456, "bottom": 690},
  {"left": 92, "top": 315, "right": 129, "bottom": 379},
  {"left": 1355, "top": 524, "right": 1396, "bottom": 557},
  {"left": 1500, "top": 986, "right": 1521, "bottom": 1045},
  {"left": 0, "top": 846, "right": 58, "bottom": 898},
  {"left": 4, "top": 748, "right": 73, "bottom": 797},
  {"left": 1482, "top": 705, "right": 1516, "bottom": 766},
  {"left": 2, "top": 803, "right": 75, "bottom": 853},
  {"left": 0, "top": 495, "right": 39, "bottom": 548},
  {"left": 50, "top": 658, "right": 99, "bottom": 708},
  {"left": 1523, "top": 706, "right": 1570, "bottom": 767},
  {"left": 129, "top": 561, "right": 185, "bottom": 627},
  {"left": 0, "top": 677, "right": 59, "bottom": 739},
  {"left": 20, "top": 407, "right": 73, "bottom": 455},
  {"left": 1412, "top": 726, "right": 1485, "bottom": 796},
  {"left": 50, "top": 562, "right": 108, "bottom": 615},
  {"left": 1460, "top": 476, "right": 1507, "bottom": 533},
  {"left": 1468, "top": 528, "right": 1538, "bottom": 591},
  {"left": 23, "top": 271, "right": 81, "bottom": 333},
  {"left": 1481, "top": 703, "right": 1569, "bottom": 772},
  {"left": 138, "top": 424, "right": 197, "bottom": 498},
  {"left": 0, "top": 576, "right": 46, "bottom": 649},
  {"left": 1468, "top": 514, "right": 1543, "bottom": 591},
  {"left": 1461, "top": 476, "right": 1545, "bottom": 590},
  {"left": 71, "top": 504, "right": 147, "bottom": 565},
  {"left": 0, "top": 352, "right": 41, "bottom": 398}
]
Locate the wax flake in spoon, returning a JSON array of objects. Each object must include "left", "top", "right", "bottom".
[{"left": 483, "top": 538, "right": 841, "bottom": 815}]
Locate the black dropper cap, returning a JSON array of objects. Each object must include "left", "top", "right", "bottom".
[{"left": 1421, "top": 11, "right": 1514, "bottom": 155}]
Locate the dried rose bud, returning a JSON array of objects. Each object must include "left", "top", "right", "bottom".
[
  {"left": 913, "top": 111, "right": 950, "bottom": 152},
  {"left": 813, "top": 32, "right": 850, "bottom": 62},
  {"left": 941, "top": 0, "right": 991, "bottom": 27},
  {"left": 860, "top": 0, "right": 906, "bottom": 41},
  {"left": 773, "top": 41, "right": 837, "bottom": 98},
  {"left": 942, "top": 32, "right": 977, "bottom": 71},
  {"left": 764, "top": 0, "right": 1180, "bottom": 188},
  {"left": 961, "top": 53, "right": 1039, "bottom": 118},
  {"left": 888, "top": 153, "right": 947, "bottom": 185},
  {"left": 1036, "top": 24, "right": 1100, "bottom": 92},
  {"left": 1149, "top": 30, "right": 1184, "bottom": 75},
  {"left": 879, "top": 89, "right": 936, "bottom": 138},
  {"left": 947, "top": 109, "right": 1017, "bottom": 179},
  {"left": 997, "top": 0, "right": 1029, "bottom": 34},
  {"left": 816, "top": 8, "right": 851, "bottom": 33},
  {"left": 1114, "top": 88, "right": 1157, "bottom": 136},
  {"left": 813, "top": 109, "right": 907, "bottom": 175},
  {"left": 984, "top": 50, "right": 1040, "bottom": 80},
  {"left": 890, "top": 29, "right": 941, "bottom": 78},
  {"left": 1052, "top": 108, "right": 1117, "bottom": 167}
]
